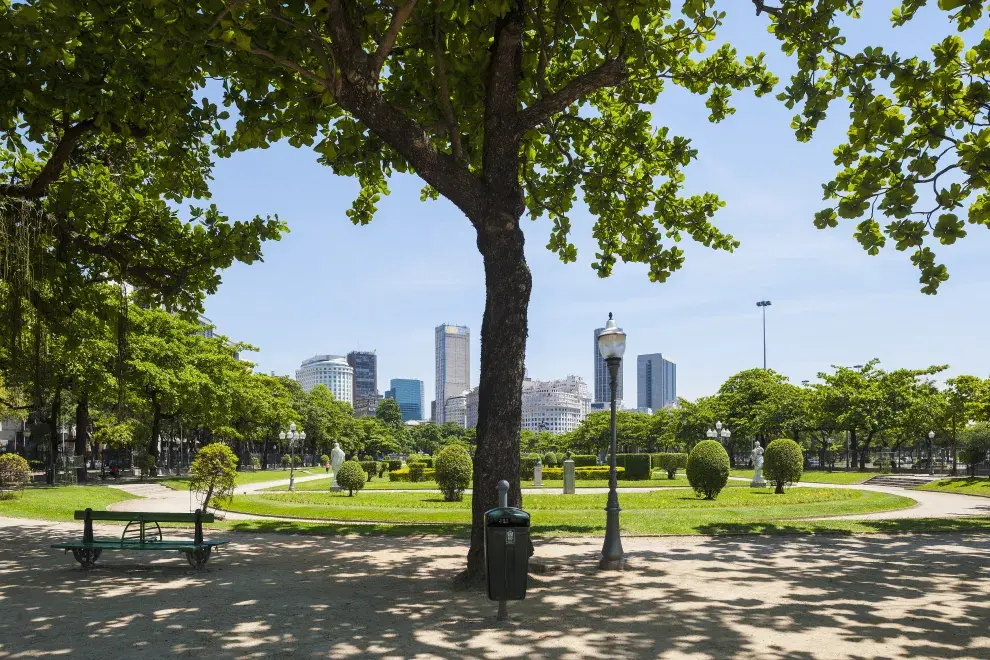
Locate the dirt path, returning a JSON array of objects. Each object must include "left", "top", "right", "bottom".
[{"left": 5, "top": 518, "right": 989, "bottom": 659}]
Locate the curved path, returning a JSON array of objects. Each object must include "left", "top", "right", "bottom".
[{"left": 105, "top": 474, "right": 990, "bottom": 522}]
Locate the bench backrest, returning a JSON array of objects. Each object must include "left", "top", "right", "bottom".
[{"left": 73, "top": 510, "right": 215, "bottom": 523}]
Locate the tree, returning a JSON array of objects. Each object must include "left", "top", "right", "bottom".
[
  {"left": 189, "top": 442, "right": 238, "bottom": 510},
  {"left": 763, "top": 438, "right": 803, "bottom": 494},
  {"left": 567, "top": 410, "right": 651, "bottom": 454},
  {"left": 375, "top": 397, "right": 404, "bottom": 429},
  {"left": 686, "top": 440, "right": 730, "bottom": 500},
  {"left": 335, "top": 459, "right": 365, "bottom": 496},
  {"left": 958, "top": 424, "right": 990, "bottom": 477},
  {"left": 714, "top": 369, "right": 804, "bottom": 463},
  {"left": 435, "top": 443, "right": 472, "bottom": 502}
]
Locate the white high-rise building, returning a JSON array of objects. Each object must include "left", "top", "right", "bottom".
[
  {"left": 466, "top": 387, "right": 480, "bottom": 429},
  {"left": 637, "top": 353, "right": 677, "bottom": 410},
  {"left": 444, "top": 392, "right": 468, "bottom": 428},
  {"left": 295, "top": 355, "right": 354, "bottom": 404},
  {"left": 593, "top": 327, "right": 623, "bottom": 407},
  {"left": 521, "top": 375, "right": 592, "bottom": 435},
  {"left": 435, "top": 323, "right": 470, "bottom": 424}
]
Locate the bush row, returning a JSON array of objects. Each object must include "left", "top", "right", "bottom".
[
  {"left": 542, "top": 466, "right": 626, "bottom": 480},
  {"left": 388, "top": 466, "right": 437, "bottom": 482}
]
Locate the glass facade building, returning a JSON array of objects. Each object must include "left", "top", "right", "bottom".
[
  {"left": 347, "top": 351, "right": 379, "bottom": 417},
  {"left": 386, "top": 379, "right": 425, "bottom": 422},
  {"left": 637, "top": 353, "right": 677, "bottom": 410}
]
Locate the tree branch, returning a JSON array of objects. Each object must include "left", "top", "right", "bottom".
[
  {"left": 517, "top": 59, "right": 627, "bottom": 129},
  {"left": 751, "top": 1, "right": 782, "bottom": 16},
  {"left": 433, "top": 23, "right": 463, "bottom": 161},
  {"left": 0, "top": 119, "right": 95, "bottom": 199},
  {"left": 370, "top": 0, "right": 417, "bottom": 79}
]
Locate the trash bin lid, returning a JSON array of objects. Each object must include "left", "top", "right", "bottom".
[{"left": 484, "top": 507, "right": 530, "bottom": 527}]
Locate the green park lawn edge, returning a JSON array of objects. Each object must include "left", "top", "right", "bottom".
[
  {"left": 729, "top": 470, "right": 881, "bottom": 485},
  {"left": 0, "top": 485, "right": 139, "bottom": 522},
  {"left": 159, "top": 468, "right": 324, "bottom": 490},
  {"left": 917, "top": 477, "right": 990, "bottom": 498},
  {"left": 225, "top": 487, "right": 918, "bottom": 535},
  {"left": 266, "top": 474, "right": 749, "bottom": 492}
]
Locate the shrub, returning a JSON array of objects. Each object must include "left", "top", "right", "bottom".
[
  {"left": 320, "top": 454, "right": 331, "bottom": 467},
  {"left": 335, "top": 460, "right": 366, "bottom": 496},
  {"left": 388, "top": 467, "right": 436, "bottom": 482},
  {"left": 570, "top": 454, "right": 597, "bottom": 467},
  {"left": 686, "top": 440, "right": 730, "bottom": 500},
  {"left": 280, "top": 454, "right": 291, "bottom": 467},
  {"left": 251, "top": 457, "right": 261, "bottom": 469},
  {"left": 359, "top": 460, "right": 377, "bottom": 482},
  {"left": 293, "top": 455, "right": 302, "bottom": 467},
  {"left": 543, "top": 466, "right": 625, "bottom": 480},
  {"left": 377, "top": 461, "right": 388, "bottom": 478},
  {"left": 542, "top": 452, "right": 558, "bottom": 468},
  {"left": 616, "top": 454, "right": 651, "bottom": 480},
  {"left": 520, "top": 456, "right": 539, "bottom": 479},
  {"left": 407, "top": 455, "right": 434, "bottom": 468},
  {"left": 436, "top": 444, "right": 473, "bottom": 501},
  {"left": 387, "top": 459, "right": 402, "bottom": 472},
  {"left": 654, "top": 453, "right": 688, "bottom": 479},
  {"left": 408, "top": 462, "right": 426, "bottom": 482},
  {"left": 189, "top": 443, "right": 239, "bottom": 510},
  {"left": 135, "top": 453, "right": 156, "bottom": 479},
  {"left": 0, "top": 453, "right": 30, "bottom": 497},
  {"left": 764, "top": 439, "right": 804, "bottom": 493},
  {"left": 877, "top": 458, "right": 893, "bottom": 474}
]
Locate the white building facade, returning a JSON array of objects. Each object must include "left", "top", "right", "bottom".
[
  {"left": 637, "top": 353, "right": 677, "bottom": 410},
  {"left": 444, "top": 392, "right": 468, "bottom": 428},
  {"left": 295, "top": 354, "right": 354, "bottom": 405},
  {"left": 521, "top": 375, "right": 592, "bottom": 435}
]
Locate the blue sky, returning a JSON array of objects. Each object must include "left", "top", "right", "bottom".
[{"left": 199, "top": 2, "right": 990, "bottom": 406}]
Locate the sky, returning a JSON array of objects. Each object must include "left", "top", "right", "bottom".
[{"left": 197, "top": 2, "right": 990, "bottom": 409}]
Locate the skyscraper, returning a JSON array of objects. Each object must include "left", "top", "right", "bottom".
[
  {"left": 385, "top": 379, "right": 425, "bottom": 422},
  {"left": 435, "top": 323, "right": 470, "bottom": 424},
  {"left": 637, "top": 353, "right": 677, "bottom": 410},
  {"left": 347, "top": 351, "right": 379, "bottom": 417},
  {"left": 295, "top": 355, "right": 354, "bottom": 404},
  {"left": 594, "top": 327, "right": 623, "bottom": 406}
]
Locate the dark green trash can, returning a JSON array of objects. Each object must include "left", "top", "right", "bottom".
[{"left": 484, "top": 505, "right": 531, "bottom": 601}]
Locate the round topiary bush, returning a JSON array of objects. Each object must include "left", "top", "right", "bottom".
[
  {"left": 335, "top": 460, "right": 366, "bottom": 496},
  {"left": 543, "top": 451, "right": 558, "bottom": 468},
  {"left": 435, "top": 444, "right": 472, "bottom": 501},
  {"left": 764, "top": 438, "right": 804, "bottom": 493},
  {"left": 686, "top": 440, "right": 730, "bottom": 500},
  {"left": 0, "top": 453, "right": 30, "bottom": 498},
  {"left": 320, "top": 454, "right": 331, "bottom": 468}
]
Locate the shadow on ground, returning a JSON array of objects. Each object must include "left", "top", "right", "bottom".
[{"left": 2, "top": 522, "right": 989, "bottom": 659}]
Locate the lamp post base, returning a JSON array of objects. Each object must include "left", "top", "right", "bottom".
[{"left": 598, "top": 554, "right": 627, "bottom": 571}]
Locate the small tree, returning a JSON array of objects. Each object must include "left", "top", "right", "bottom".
[
  {"left": 686, "top": 441, "right": 730, "bottom": 500},
  {"left": 189, "top": 443, "right": 238, "bottom": 511},
  {"left": 959, "top": 424, "right": 990, "bottom": 477},
  {"left": 436, "top": 444, "right": 472, "bottom": 502},
  {"left": 280, "top": 454, "right": 290, "bottom": 467},
  {"left": 656, "top": 453, "right": 688, "bottom": 480},
  {"left": 0, "top": 454, "right": 30, "bottom": 498},
  {"left": 335, "top": 460, "right": 365, "bottom": 496},
  {"left": 542, "top": 452, "right": 558, "bottom": 468},
  {"left": 764, "top": 439, "right": 804, "bottom": 494}
]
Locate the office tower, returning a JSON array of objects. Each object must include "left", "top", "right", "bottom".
[
  {"left": 637, "top": 353, "right": 677, "bottom": 410},
  {"left": 435, "top": 324, "right": 470, "bottom": 424},
  {"left": 386, "top": 379, "right": 425, "bottom": 422},
  {"left": 594, "top": 327, "right": 623, "bottom": 406},
  {"left": 295, "top": 355, "right": 354, "bottom": 404},
  {"left": 521, "top": 375, "right": 592, "bottom": 434},
  {"left": 347, "top": 351, "right": 379, "bottom": 417}
]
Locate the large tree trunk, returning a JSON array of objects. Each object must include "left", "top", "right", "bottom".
[
  {"left": 148, "top": 401, "right": 162, "bottom": 477},
  {"left": 46, "top": 387, "right": 62, "bottom": 485},
  {"left": 464, "top": 220, "right": 532, "bottom": 580},
  {"left": 849, "top": 429, "right": 858, "bottom": 469},
  {"left": 74, "top": 394, "right": 89, "bottom": 482}
]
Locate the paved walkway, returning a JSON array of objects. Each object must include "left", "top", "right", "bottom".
[
  {"left": 105, "top": 473, "right": 990, "bottom": 523},
  {"left": 5, "top": 517, "right": 989, "bottom": 659}
]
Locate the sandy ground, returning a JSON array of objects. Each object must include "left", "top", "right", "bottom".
[{"left": 3, "top": 516, "right": 990, "bottom": 660}]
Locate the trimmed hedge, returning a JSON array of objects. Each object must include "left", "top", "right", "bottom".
[
  {"left": 543, "top": 466, "right": 625, "bottom": 480},
  {"left": 387, "top": 459, "right": 402, "bottom": 472},
  {"left": 764, "top": 439, "right": 804, "bottom": 493},
  {"left": 570, "top": 454, "right": 598, "bottom": 467},
  {"left": 407, "top": 455, "right": 434, "bottom": 468},
  {"left": 335, "top": 460, "right": 366, "bottom": 495},
  {"left": 389, "top": 467, "right": 437, "bottom": 482},
  {"left": 359, "top": 460, "right": 377, "bottom": 482},
  {"left": 615, "top": 453, "right": 651, "bottom": 480},
  {"left": 653, "top": 453, "right": 688, "bottom": 479},
  {"left": 436, "top": 444, "right": 472, "bottom": 501},
  {"left": 686, "top": 440, "right": 730, "bottom": 500}
]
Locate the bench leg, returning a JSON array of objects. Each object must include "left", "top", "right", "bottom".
[
  {"left": 185, "top": 547, "right": 212, "bottom": 569},
  {"left": 71, "top": 548, "right": 102, "bottom": 569}
]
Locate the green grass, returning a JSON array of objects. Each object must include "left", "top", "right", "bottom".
[
  {"left": 0, "top": 486, "right": 139, "bottom": 522},
  {"left": 729, "top": 469, "right": 880, "bottom": 485},
  {"left": 228, "top": 487, "right": 915, "bottom": 535},
  {"left": 269, "top": 474, "right": 748, "bottom": 492},
  {"left": 917, "top": 477, "right": 990, "bottom": 498},
  {"left": 160, "top": 468, "right": 324, "bottom": 490}
]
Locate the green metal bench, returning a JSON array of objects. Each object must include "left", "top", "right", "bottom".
[{"left": 51, "top": 508, "right": 228, "bottom": 569}]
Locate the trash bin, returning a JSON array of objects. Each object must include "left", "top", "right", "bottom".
[{"left": 484, "top": 503, "right": 531, "bottom": 601}]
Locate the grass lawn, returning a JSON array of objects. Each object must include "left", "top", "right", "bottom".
[
  {"left": 917, "top": 477, "right": 990, "bottom": 497},
  {"left": 160, "top": 468, "right": 324, "bottom": 490},
  {"left": 729, "top": 470, "right": 880, "bottom": 485},
  {"left": 265, "top": 474, "right": 751, "bottom": 491},
  {"left": 228, "top": 487, "right": 914, "bottom": 535},
  {"left": 0, "top": 486, "right": 139, "bottom": 522}
]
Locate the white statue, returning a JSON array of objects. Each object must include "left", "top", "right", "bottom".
[
  {"left": 330, "top": 443, "right": 345, "bottom": 490},
  {"left": 751, "top": 441, "right": 767, "bottom": 488}
]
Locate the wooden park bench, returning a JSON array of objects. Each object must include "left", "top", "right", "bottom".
[{"left": 51, "top": 509, "right": 228, "bottom": 569}]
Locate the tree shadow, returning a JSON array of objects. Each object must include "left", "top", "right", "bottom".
[{"left": 2, "top": 522, "right": 989, "bottom": 658}]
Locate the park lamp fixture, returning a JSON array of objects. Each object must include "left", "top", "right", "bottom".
[
  {"left": 279, "top": 423, "right": 306, "bottom": 491},
  {"left": 706, "top": 421, "right": 731, "bottom": 442},
  {"left": 597, "top": 312, "right": 626, "bottom": 571},
  {"left": 597, "top": 312, "right": 626, "bottom": 361}
]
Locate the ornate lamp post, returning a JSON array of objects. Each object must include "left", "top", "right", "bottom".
[
  {"left": 928, "top": 430, "right": 935, "bottom": 476},
  {"left": 706, "top": 421, "right": 731, "bottom": 450},
  {"left": 597, "top": 312, "right": 626, "bottom": 570},
  {"left": 279, "top": 423, "right": 306, "bottom": 492}
]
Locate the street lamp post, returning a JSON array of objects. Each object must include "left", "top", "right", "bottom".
[
  {"left": 279, "top": 423, "right": 306, "bottom": 492},
  {"left": 597, "top": 313, "right": 626, "bottom": 571},
  {"left": 756, "top": 300, "right": 771, "bottom": 369},
  {"left": 706, "top": 422, "right": 732, "bottom": 457},
  {"left": 928, "top": 430, "right": 935, "bottom": 476}
]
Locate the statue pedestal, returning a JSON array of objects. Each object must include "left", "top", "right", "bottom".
[
  {"left": 750, "top": 471, "right": 767, "bottom": 488},
  {"left": 330, "top": 473, "right": 341, "bottom": 491},
  {"left": 562, "top": 460, "right": 576, "bottom": 494},
  {"left": 533, "top": 463, "right": 543, "bottom": 486}
]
